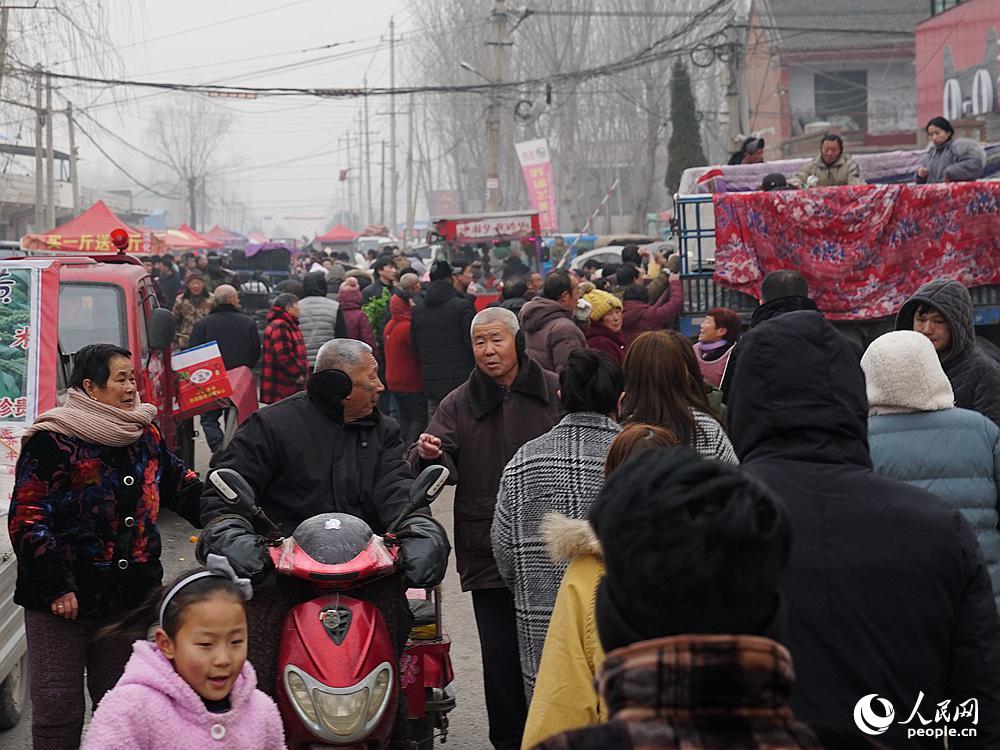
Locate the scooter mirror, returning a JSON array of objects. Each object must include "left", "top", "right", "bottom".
[
  {"left": 409, "top": 465, "right": 449, "bottom": 510},
  {"left": 207, "top": 468, "right": 256, "bottom": 514}
]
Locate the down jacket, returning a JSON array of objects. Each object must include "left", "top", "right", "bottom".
[
  {"left": 862, "top": 329, "right": 1000, "bottom": 612},
  {"left": 492, "top": 413, "right": 620, "bottom": 699},
  {"left": 521, "top": 516, "right": 606, "bottom": 750},
  {"left": 916, "top": 137, "right": 986, "bottom": 183},
  {"left": 727, "top": 310, "right": 1000, "bottom": 749},
  {"left": 82, "top": 641, "right": 284, "bottom": 750},
  {"left": 298, "top": 272, "right": 345, "bottom": 365},
  {"left": 410, "top": 279, "right": 475, "bottom": 401},
  {"left": 896, "top": 278, "right": 1000, "bottom": 426},
  {"left": 520, "top": 297, "right": 587, "bottom": 372}
]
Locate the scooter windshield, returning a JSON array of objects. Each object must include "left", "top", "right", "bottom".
[{"left": 293, "top": 513, "right": 375, "bottom": 565}]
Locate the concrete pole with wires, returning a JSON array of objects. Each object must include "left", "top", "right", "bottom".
[
  {"left": 362, "top": 79, "right": 373, "bottom": 229},
  {"left": 484, "top": 0, "right": 508, "bottom": 212},
  {"left": 404, "top": 93, "right": 415, "bottom": 252},
  {"left": 33, "top": 65, "right": 43, "bottom": 231},
  {"left": 389, "top": 15, "right": 397, "bottom": 237},
  {"left": 46, "top": 72, "right": 55, "bottom": 227},
  {"left": 67, "top": 102, "right": 80, "bottom": 215}
]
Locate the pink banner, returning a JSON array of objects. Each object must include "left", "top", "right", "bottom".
[{"left": 516, "top": 139, "right": 558, "bottom": 232}]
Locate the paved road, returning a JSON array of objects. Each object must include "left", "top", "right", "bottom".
[{"left": 1, "top": 440, "right": 490, "bottom": 749}]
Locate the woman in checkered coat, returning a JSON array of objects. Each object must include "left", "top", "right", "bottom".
[
  {"left": 491, "top": 349, "right": 623, "bottom": 702},
  {"left": 260, "top": 293, "right": 308, "bottom": 404}
]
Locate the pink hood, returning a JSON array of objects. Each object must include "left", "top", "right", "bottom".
[{"left": 82, "top": 640, "right": 285, "bottom": 750}]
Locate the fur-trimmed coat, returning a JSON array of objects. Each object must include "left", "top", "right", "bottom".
[
  {"left": 521, "top": 515, "right": 606, "bottom": 750},
  {"left": 492, "top": 413, "right": 620, "bottom": 699}
]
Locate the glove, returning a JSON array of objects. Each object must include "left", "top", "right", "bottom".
[
  {"left": 196, "top": 515, "right": 272, "bottom": 586},
  {"left": 396, "top": 514, "right": 451, "bottom": 588},
  {"left": 574, "top": 298, "right": 593, "bottom": 323}
]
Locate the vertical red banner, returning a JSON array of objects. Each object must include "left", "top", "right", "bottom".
[{"left": 515, "top": 138, "right": 559, "bottom": 232}]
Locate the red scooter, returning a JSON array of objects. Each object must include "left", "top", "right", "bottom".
[{"left": 207, "top": 466, "right": 454, "bottom": 749}]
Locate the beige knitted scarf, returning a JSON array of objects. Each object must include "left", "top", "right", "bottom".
[{"left": 21, "top": 388, "right": 157, "bottom": 448}]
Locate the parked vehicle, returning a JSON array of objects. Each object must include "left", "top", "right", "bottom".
[{"left": 207, "top": 465, "right": 455, "bottom": 749}]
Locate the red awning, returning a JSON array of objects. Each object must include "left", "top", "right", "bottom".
[
  {"left": 315, "top": 223, "right": 358, "bottom": 243},
  {"left": 20, "top": 200, "right": 164, "bottom": 254},
  {"left": 157, "top": 224, "right": 224, "bottom": 251},
  {"left": 204, "top": 225, "right": 246, "bottom": 244}
]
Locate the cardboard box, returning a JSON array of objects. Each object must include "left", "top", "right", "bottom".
[{"left": 172, "top": 342, "right": 232, "bottom": 413}]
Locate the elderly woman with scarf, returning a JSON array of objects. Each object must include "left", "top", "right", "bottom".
[{"left": 7, "top": 343, "right": 202, "bottom": 750}]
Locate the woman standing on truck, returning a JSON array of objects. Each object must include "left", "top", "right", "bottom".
[
  {"left": 7, "top": 343, "right": 203, "bottom": 750},
  {"left": 915, "top": 116, "right": 986, "bottom": 183},
  {"left": 172, "top": 270, "right": 214, "bottom": 350}
]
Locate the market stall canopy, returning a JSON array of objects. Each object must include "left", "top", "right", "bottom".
[
  {"left": 245, "top": 231, "right": 268, "bottom": 244},
  {"left": 21, "top": 200, "right": 164, "bottom": 254},
  {"left": 204, "top": 225, "right": 248, "bottom": 246},
  {"left": 179, "top": 224, "right": 224, "bottom": 249},
  {"left": 316, "top": 224, "right": 358, "bottom": 243},
  {"left": 158, "top": 225, "right": 224, "bottom": 251}
]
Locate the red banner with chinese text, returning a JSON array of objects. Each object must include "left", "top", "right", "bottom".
[{"left": 516, "top": 139, "right": 559, "bottom": 233}]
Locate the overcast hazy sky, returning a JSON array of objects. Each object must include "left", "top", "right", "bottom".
[{"left": 64, "top": 0, "right": 416, "bottom": 236}]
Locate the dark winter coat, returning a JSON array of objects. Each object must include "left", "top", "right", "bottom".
[
  {"left": 585, "top": 322, "right": 627, "bottom": 365},
  {"left": 410, "top": 279, "right": 475, "bottom": 401},
  {"left": 727, "top": 310, "right": 1000, "bottom": 750},
  {"left": 189, "top": 303, "right": 261, "bottom": 371},
  {"left": 490, "top": 296, "right": 527, "bottom": 318},
  {"left": 620, "top": 276, "right": 683, "bottom": 346},
  {"left": 520, "top": 297, "right": 587, "bottom": 372},
  {"left": 409, "top": 354, "right": 560, "bottom": 590},
  {"left": 896, "top": 278, "right": 1000, "bottom": 427},
  {"left": 533, "top": 635, "right": 888, "bottom": 750},
  {"left": 157, "top": 270, "right": 181, "bottom": 306},
  {"left": 916, "top": 137, "right": 986, "bottom": 183},
  {"left": 384, "top": 294, "right": 423, "bottom": 393},
  {"left": 260, "top": 306, "right": 308, "bottom": 405},
  {"left": 8, "top": 426, "right": 202, "bottom": 619},
  {"left": 202, "top": 392, "right": 414, "bottom": 537},
  {"left": 298, "top": 272, "right": 345, "bottom": 365}
]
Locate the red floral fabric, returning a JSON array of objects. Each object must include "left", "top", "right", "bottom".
[{"left": 712, "top": 182, "right": 1000, "bottom": 320}]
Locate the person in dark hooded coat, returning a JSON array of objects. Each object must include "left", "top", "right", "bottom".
[
  {"left": 726, "top": 310, "right": 1000, "bottom": 750},
  {"left": 410, "top": 260, "right": 475, "bottom": 410},
  {"left": 896, "top": 278, "right": 1000, "bottom": 427}
]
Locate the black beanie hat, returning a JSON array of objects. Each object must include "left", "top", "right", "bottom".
[
  {"left": 590, "top": 448, "right": 790, "bottom": 653},
  {"left": 429, "top": 259, "right": 453, "bottom": 282}
]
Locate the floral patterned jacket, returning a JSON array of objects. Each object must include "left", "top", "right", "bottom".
[{"left": 7, "top": 425, "right": 203, "bottom": 619}]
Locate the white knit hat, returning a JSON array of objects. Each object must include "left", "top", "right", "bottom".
[{"left": 860, "top": 330, "right": 954, "bottom": 415}]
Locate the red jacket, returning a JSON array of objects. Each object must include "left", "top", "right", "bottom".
[
  {"left": 384, "top": 295, "right": 424, "bottom": 393},
  {"left": 621, "top": 276, "right": 683, "bottom": 347},
  {"left": 585, "top": 322, "right": 627, "bottom": 365},
  {"left": 260, "top": 306, "right": 308, "bottom": 404},
  {"left": 337, "top": 284, "right": 377, "bottom": 350}
]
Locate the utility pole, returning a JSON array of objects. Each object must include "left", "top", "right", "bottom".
[
  {"left": 484, "top": 0, "right": 508, "bottom": 212},
  {"left": 45, "top": 73, "right": 54, "bottom": 228},
  {"left": 404, "top": 93, "right": 414, "bottom": 252},
  {"left": 362, "top": 80, "right": 373, "bottom": 229},
  {"left": 389, "top": 15, "right": 397, "bottom": 237},
  {"left": 67, "top": 103, "right": 79, "bottom": 215},
  {"left": 0, "top": 8, "right": 10, "bottom": 99},
  {"left": 379, "top": 139, "right": 386, "bottom": 226},
  {"left": 340, "top": 132, "right": 354, "bottom": 226},
  {"left": 33, "top": 65, "right": 43, "bottom": 231},
  {"left": 726, "top": 18, "right": 749, "bottom": 149}
]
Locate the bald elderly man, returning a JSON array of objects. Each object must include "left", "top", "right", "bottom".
[{"left": 189, "top": 284, "right": 261, "bottom": 452}]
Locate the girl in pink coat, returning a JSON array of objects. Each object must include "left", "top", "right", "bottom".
[{"left": 82, "top": 556, "right": 285, "bottom": 750}]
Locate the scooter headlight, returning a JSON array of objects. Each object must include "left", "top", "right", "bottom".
[
  {"left": 284, "top": 663, "right": 394, "bottom": 743},
  {"left": 366, "top": 668, "right": 391, "bottom": 722},
  {"left": 314, "top": 687, "right": 369, "bottom": 736},
  {"left": 286, "top": 670, "right": 319, "bottom": 725}
]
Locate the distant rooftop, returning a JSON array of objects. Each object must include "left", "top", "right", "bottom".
[{"left": 755, "top": 0, "right": 929, "bottom": 51}]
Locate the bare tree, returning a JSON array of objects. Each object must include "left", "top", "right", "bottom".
[{"left": 147, "top": 96, "right": 233, "bottom": 229}]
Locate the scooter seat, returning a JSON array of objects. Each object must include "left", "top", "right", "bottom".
[{"left": 407, "top": 598, "right": 436, "bottom": 627}]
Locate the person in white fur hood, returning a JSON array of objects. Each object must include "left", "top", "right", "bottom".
[{"left": 862, "top": 330, "right": 1000, "bottom": 612}]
